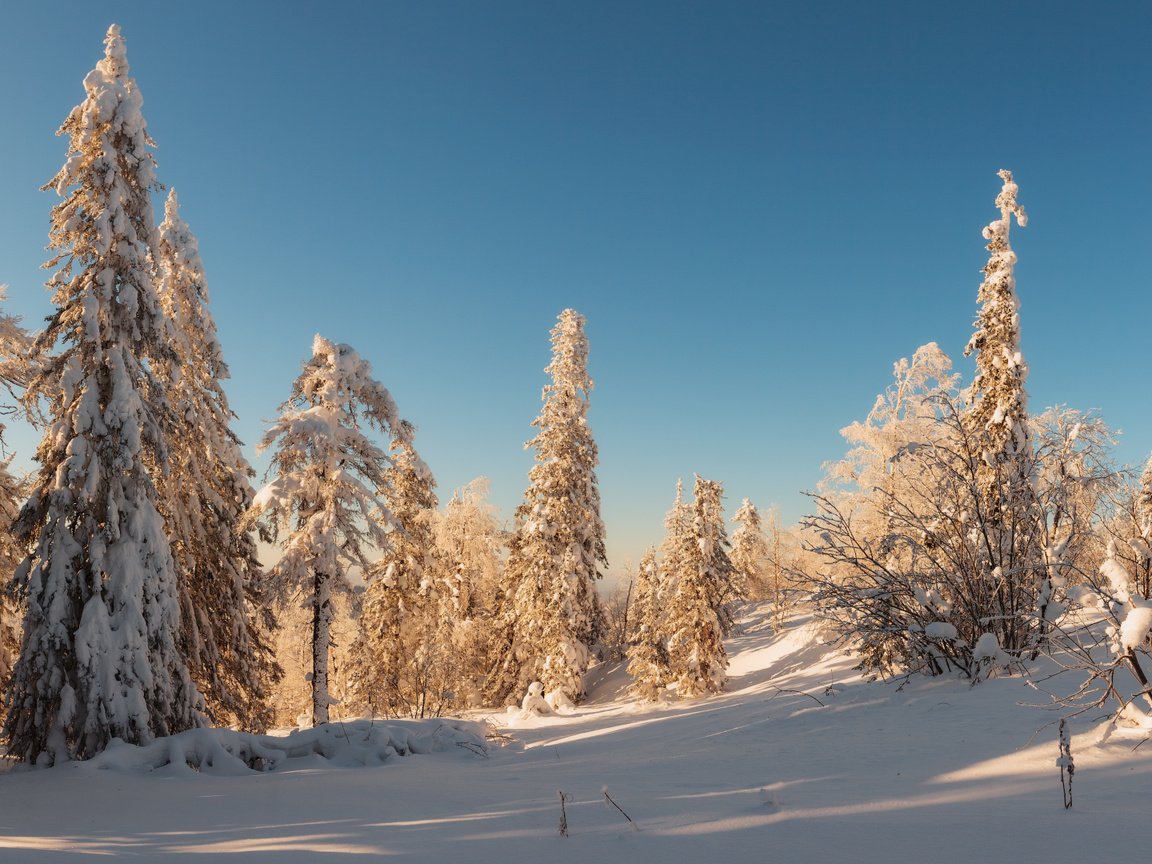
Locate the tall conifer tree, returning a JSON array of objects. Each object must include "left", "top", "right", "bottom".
[
  {"left": 626, "top": 547, "right": 669, "bottom": 699},
  {"left": 5, "top": 25, "right": 199, "bottom": 763},
  {"left": 153, "top": 189, "right": 278, "bottom": 730},
  {"left": 728, "top": 498, "right": 765, "bottom": 603},
  {"left": 965, "top": 169, "right": 1033, "bottom": 507},
  {"left": 487, "top": 309, "right": 607, "bottom": 703},
  {"left": 349, "top": 425, "right": 443, "bottom": 717},
  {"left": 666, "top": 477, "right": 731, "bottom": 696},
  {"left": 0, "top": 289, "right": 30, "bottom": 692},
  {"left": 962, "top": 169, "right": 1045, "bottom": 650},
  {"left": 247, "top": 335, "right": 404, "bottom": 725},
  {"left": 0, "top": 461, "right": 26, "bottom": 692}
]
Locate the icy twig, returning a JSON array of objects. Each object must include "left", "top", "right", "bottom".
[
  {"left": 772, "top": 688, "right": 825, "bottom": 707},
  {"left": 602, "top": 787, "right": 637, "bottom": 829},
  {"left": 557, "top": 790, "right": 570, "bottom": 837},
  {"left": 1057, "top": 718, "right": 1074, "bottom": 809}
]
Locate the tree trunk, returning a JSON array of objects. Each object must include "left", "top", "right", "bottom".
[{"left": 312, "top": 569, "right": 331, "bottom": 725}]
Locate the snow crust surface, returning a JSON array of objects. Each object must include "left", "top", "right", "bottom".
[{"left": 2, "top": 603, "right": 1150, "bottom": 862}]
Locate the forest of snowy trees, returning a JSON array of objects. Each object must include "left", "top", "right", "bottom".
[{"left": 1, "top": 25, "right": 1151, "bottom": 766}]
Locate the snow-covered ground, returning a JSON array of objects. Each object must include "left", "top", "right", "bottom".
[{"left": 2, "top": 603, "right": 1149, "bottom": 862}]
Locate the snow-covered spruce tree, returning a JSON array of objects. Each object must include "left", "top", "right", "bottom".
[
  {"left": 965, "top": 170, "right": 1032, "bottom": 502},
  {"left": 246, "top": 335, "right": 405, "bottom": 726},
  {"left": 659, "top": 478, "right": 693, "bottom": 590},
  {"left": 729, "top": 499, "right": 768, "bottom": 604},
  {"left": 153, "top": 189, "right": 278, "bottom": 731},
  {"left": 486, "top": 309, "right": 607, "bottom": 704},
  {"left": 666, "top": 476, "right": 731, "bottom": 697},
  {"left": 630, "top": 478, "right": 693, "bottom": 687},
  {"left": 0, "top": 457, "right": 26, "bottom": 693},
  {"left": 0, "top": 286, "right": 32, "bottom": 405},
  {"left": 625, "top": 547, "right": 670, "bottom": 699},
  {"left": 0, "top": 288, "right": 30, "bottom": 692},
  {"left": 348, "top": 424, "right": 447, "bottom": 718},
  {"left": 4, "top": 25, "right": 200, "bottom": 764},
  {"left": 961, "top": 169, "right": 1050, "bottom": 654}
]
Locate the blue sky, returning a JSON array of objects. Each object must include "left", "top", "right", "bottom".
[{"left": 1, "top": 1, "right": 1150, "bottom": 579}]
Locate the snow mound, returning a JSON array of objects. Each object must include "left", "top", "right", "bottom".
[{"left": 81, "top": 719, "right": 488, "bottom": 775}]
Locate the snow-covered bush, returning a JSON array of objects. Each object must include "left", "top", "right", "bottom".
[
  {"left": 807, "top": 172, "right": 1116, "bottom": 681},
  {"left": 81, "top": 718, "right": 487, "bottom": 774},
  {"left": 1041, "top": 460, "right": 1152, "bottom": 720}
]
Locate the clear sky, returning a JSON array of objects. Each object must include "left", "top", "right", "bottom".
[{"left": 1, "top": 1, "right": 1150, "bottom": 581}]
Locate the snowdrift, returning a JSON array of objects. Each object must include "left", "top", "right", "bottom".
[
  {"left": 78, "top": 718, "right": 488, "bottom": 775},
  {"left": 4, "top": 602, "right": 1152, "bottom": 864}
]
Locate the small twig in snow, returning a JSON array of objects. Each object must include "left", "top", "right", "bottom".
[
  {"left": 1057, "top": 718, "right": 1074, "bottom": 810},
  {"left": 456, "top": 740, "right": 488, "bottom": 758},
  {"left": 557, "top": 790, "right": 570, "bottom": 837},
  {"left": 772, "top": 688, "right": 825, "bottom": 707},
  {"left": 602, "top": 788, "right": 637, "bottom": 829}
]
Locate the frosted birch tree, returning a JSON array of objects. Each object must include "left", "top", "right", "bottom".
[
  {"left": 433, "top": 477, "right": 504, "bottom": 623},
  {"left": 431, "top": 478, "right": 505, "bottom": 705},
  {"left": 487, "top": 309, "right": 607, "bottom": 704},
  {"left": 246, "top": 335, "right": 404, "bottom": 726},
  {"left": 153, "top": 189, "right": 278, "bottom": 730},
  {"left": 821, "top": 342, "right": 960, "bottom": 535},
  {"left": 4, "top": 25, "right": 199, "bottom": 763},
  {"left": 1044, "top": 452, "right": 1152, "bottom": 718},
  {"left": 1139, "top": 456, "right": 1152, "bottom": 549}
]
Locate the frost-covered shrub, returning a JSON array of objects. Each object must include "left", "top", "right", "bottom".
[
  {"left": 1044, "top": 460, "right": 1152, "bottom": 719},
  {"left": 81, "top": 718, "right": 487, "bottom": 774},
  {"left": 807, "top": 172, "right": 1116, "bottom": 681}
]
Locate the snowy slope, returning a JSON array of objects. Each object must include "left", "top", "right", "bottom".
[{"left": 2, "top": 602, "right": 1150, "bottom": 862}]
